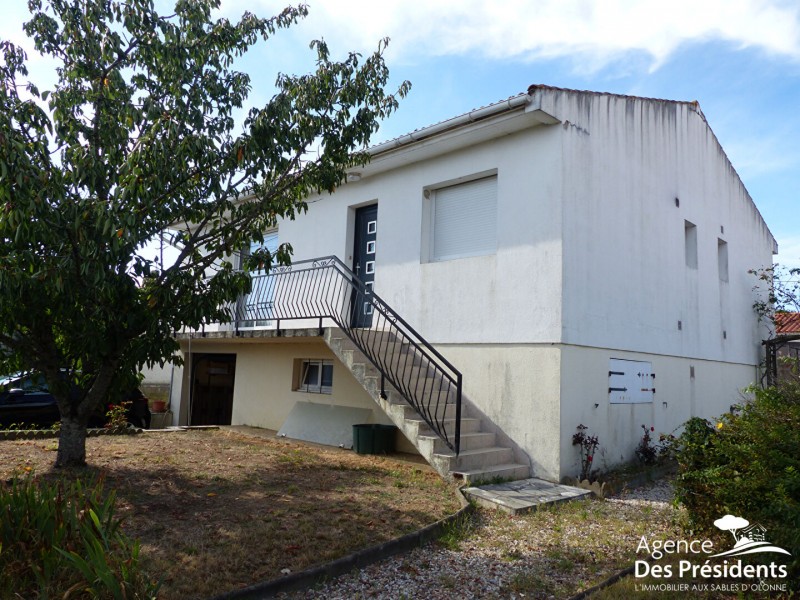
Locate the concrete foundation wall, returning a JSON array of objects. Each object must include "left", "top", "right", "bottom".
[
  {"left": 558, "top": 344, "right": 758, "bottom": 480},
  {"left": 434, "top": 343, "right": 562, "bottom": 481}
]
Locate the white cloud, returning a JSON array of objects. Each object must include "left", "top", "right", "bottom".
[
  {"left": 233, "top": 0, "right": 800, "bottom": 69},
  {"left": 724, "top": 133, "right": 800, "bottom": 180}
]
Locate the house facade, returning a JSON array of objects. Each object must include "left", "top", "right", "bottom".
[{"left": 164, "top": 85, "right": 776, "bottom": 482}]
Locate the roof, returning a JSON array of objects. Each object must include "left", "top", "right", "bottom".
[
  {"left": 526, "top": 84, "right": 701, "bottom": 109},
  {"left": 368, "top": 84, "right": 702, "bottom": 157},
  {"left": 359, "top": 84, "right": 774, "bottom": 252},
  {"left": 775, "top": 312, "right": 800, "bottom": 334}
]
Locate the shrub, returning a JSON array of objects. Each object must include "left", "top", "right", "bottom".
[
  {"left": 673, "top": 386, "right": 800, "bottom": 587},
  {"left": 0, "top": 475, "right": 159, "bottom": 598}
]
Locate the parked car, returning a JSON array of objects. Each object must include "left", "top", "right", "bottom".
[{"left": 0, "top": 372, "right": 151, "bottom": 429}]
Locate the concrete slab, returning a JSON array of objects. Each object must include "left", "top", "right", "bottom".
[
  {"left": 463, "top": 477, "right": 593, "bottom": 514},
  {"left": 277, "top": 401, "right": 371, "bottom": 448}
]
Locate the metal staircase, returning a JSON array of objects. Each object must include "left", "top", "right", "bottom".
[{"left": 236, "top": 256, "right": 530, "bottom": 484}]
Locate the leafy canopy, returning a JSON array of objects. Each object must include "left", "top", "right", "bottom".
[{"left": 0, "top": 0, "right": 408, "bottom": 447}]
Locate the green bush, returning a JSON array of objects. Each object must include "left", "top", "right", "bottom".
[
  {"left": 673, "top": 386, "right": 800, "bottom": 587},
  {"left": 0, "top": 475, "right": 159, "bottom": 599}
]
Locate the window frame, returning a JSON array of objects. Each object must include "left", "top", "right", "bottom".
[
  {"left": 426, "top": 174, "right": 498, "bottom": 263},
  {"left": 297, "top": 359, "right": 334, "bottom": 394}
]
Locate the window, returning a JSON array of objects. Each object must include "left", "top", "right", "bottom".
[
  {"left": 430, "top": 175, "right": 497, "bottom": 262},
  {"left": 296, "top": 359, "right": 333, "bottom": 394},
  {"left": 684, "top": 221, "right": 698, "bottom": 269},
  {"left": 240, "top": 230, "right": 279, "bottom": 273},
  {"left": 718, "top": 239, "right": 729, "bottom": 282}
]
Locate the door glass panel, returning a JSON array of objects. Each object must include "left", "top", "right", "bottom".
[{"left": 240, "top": 231, "right": 279, "bottom": 327}]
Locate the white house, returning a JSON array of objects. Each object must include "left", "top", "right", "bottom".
[{"left": 163, "top": 85, "right": 776, "bottom": 483}]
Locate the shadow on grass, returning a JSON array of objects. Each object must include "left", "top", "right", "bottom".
[{"left": 12, "top": 431, "right": 457, "bottom": 599}]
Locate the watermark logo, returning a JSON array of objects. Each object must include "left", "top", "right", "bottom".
[
  {"left": 634, "top": 513, "right": 791, "bottom": 593},
  {"left": 709, "top": 515, "right": 791, "bottom": 558}
]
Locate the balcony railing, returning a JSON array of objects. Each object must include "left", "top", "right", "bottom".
[{"left": 234, "top": 256, "right": 462, "bottom": 454}]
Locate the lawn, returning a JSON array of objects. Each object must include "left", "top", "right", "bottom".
[
  {"left": 0, "top": 428, "right": 460, "bottom": 599},
  {"left": 278, "top": 491, "right": 691, "bottom": 599}
]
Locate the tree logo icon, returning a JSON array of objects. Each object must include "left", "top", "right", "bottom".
[{"left": 710, "top": 515, "right": 791, "bottom": 558}]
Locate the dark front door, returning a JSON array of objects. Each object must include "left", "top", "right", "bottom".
[
  {"left": 190, "top": 353, "right": 236, "bottom": 426},
  {"left": 351, "top": 204, "right": 377, "bottom": 328}
]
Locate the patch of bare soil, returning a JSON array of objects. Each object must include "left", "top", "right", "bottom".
[{"left": 0, "top": 429, "right": 459, "bottom": 599}]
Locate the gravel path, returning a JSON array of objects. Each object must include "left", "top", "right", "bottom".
[{"left": 279, "top": 479, "right": 677, "bottom": 600}]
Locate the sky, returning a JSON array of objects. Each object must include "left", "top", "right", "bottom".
[{"left": 2, "top": 0, "right": 799, "bottom": 269}]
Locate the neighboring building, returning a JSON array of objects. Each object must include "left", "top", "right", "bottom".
[
  {"left": 163, "top": 85, "right": 776, "bottom": 482},
  {"left": 768, "top": 312, "right": 800, "bottom": 384}
]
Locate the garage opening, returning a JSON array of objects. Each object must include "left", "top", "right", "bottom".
[{"left": 190, "top": 353, "right": 236, "bottom": 426}]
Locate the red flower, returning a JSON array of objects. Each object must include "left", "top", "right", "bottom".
[
  {"left": 650, "top": 426, "right": 655, "bottom": 431},
  {"left": 587, "top": 456, "right": 593, "bottom": 462}
]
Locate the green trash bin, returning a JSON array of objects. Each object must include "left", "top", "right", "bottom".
[
  {"left": 353, "top": 423, "right": 374, "bottom": 454},
  {"left": 372, "top": 424, "right": 396, "bottom": 454},
  {"left": 352, "top": 424, "right": 396, "bottom": 455}
]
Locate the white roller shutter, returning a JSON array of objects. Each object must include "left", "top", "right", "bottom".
[{"left": 432, "top": 176, "right": 497, "bottom": 261}]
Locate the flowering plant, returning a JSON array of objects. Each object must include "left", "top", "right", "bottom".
[
  {"left": 634, "top": 424, "right": 659, "bottom": 465},
  {"left": 105, "top": 401, "right": 131, "bottom": 434},
  {"left": 572, "top": 424, "right": 599, "bottom": 481}
]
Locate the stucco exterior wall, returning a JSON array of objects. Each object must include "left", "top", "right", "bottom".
[
  {"left": 277, "top": 123, "right": 564, "bottom": 345},
  {"left": 157, "top": 88, "right": 777, "bottom": 482},
  {"left": 558, "top": 344, "right": 758, "bottom": 479},
  {"left": 175, "top": 337, "right": 417, "bottom": 453},
  {"left": 434, "top": 343, "right": 562, "bottom": 480},
  {"left": 542, "top": 90, "right": 774, "bottom": 363}
]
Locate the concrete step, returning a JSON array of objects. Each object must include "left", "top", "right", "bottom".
[
  {"left": 418, "top": 431, "right": 495, "bottom": 453},
  {"left": 330, "top": 331, "right": 403, "bottom": 352},
  {"left": 399, "top": 402, "right": 459, "bottom": 420},
  {"left": 435, "top": 446, "right": 514, "bottom": 472},
  {"left": 463, "top": 478, "right": 592, "bottom": 514},
  {"left": 330, "top": 334, "right": 438, "bottom": 372},
  {"left": 451, "top": 463, "right": 531, "bottom": 486},
  {"left": 324, "top": 327, "right": 529, "bottom": 486},
  {"left": 405, "top": 416, "right": 482, "bottom": 438},
  {"left": 361, "top": 373, "right": 458, "bottom": 410}
]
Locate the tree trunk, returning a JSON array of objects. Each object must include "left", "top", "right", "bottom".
[{"left": 56, "top": 414, "right": 88, "bottom": 468}]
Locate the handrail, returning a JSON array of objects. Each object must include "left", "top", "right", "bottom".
[{"left": 234, "top": 255, "right": 462, "bottom": 454}]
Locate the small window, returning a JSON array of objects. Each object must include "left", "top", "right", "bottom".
[
  {"left": 296, "top": 360, "right": 333, "bottom": 394},
  {"left": 430, "top": 175, "right": 497, "bottom": 262},
  {"left": 718, "top": 239, "right": 729, "bottom": 282},
  {"left": 684, "top": 221, "right": 698, "bottom": 269}
]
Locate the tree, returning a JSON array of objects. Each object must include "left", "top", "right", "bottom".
[
  {"left": 751, "top": 263, "right": 800, "bottom": 335},
  {"left": 0, "top": 0, "right": 409, "bottom": 467}
]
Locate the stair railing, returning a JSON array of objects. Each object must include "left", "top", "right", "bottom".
[{"left": 235, "top": 255, "right": 462, "bottom": 454}]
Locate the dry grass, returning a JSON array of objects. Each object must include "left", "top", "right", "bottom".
[
  {"left": 0, "top": 428, "right": 459, "bottom": 599},
  {"left": 470, "top": 498, "right": 687, "bottom": 598}
]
